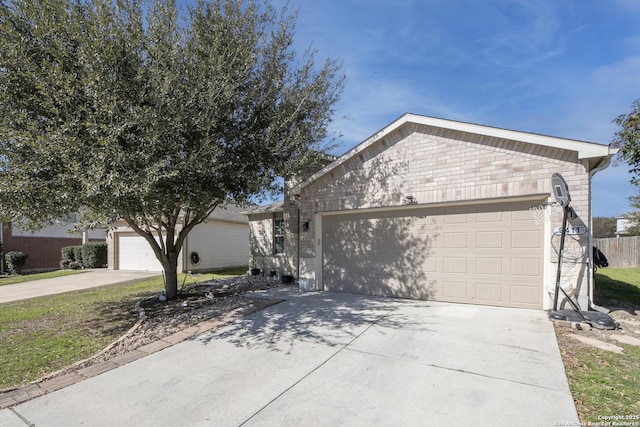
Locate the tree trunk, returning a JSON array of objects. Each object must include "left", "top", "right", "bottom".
[{"left": 161, "top": 249, "right": 180, "bottom": 299}]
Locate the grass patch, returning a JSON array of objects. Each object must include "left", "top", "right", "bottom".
[
  {"left": 0, "top": 269, "right": 243, "bottom": 390},
  {"left": 557, "top": 330, "right": 640, "bottom": 421},
  {"left": 0, "top": 270, "right": 86, "bottom": 287},
  {"left": 594, "top": 268, "right": 640, "bottom": 306},
  {"left": 556, "top": 267, "right": 640, "bottom": 422}
]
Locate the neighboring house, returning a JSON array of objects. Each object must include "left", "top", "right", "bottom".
[
  {"left": 246, "top": 113, "right": 616, "bottom": 311},
  {"left": 1, "top": 217, "right": 106, "bottom": 272},
  {"left": 107, "top": 204, "right": 249, "bottom": 272},
  {"left": 615, "top": 216, "right": 631, "bottom": 237}
]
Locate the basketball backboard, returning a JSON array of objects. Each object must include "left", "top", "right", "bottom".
[{"left": 551, "top": 173, "right": 571, "bottom": 207}]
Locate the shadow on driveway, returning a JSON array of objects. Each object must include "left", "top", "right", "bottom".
[{"left": 200, "top": 291, "right": 429, "bottom": 351}]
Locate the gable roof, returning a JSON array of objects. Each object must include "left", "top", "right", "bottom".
[
  {"left": 207, "top": 203, "right": 249, "bottom": 224},
  {"left": 290, "top": 113, "right": 617, "bottom": 195}
]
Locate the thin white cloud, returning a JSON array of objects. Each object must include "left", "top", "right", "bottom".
[
  {"left": 472, "top": 0, "right": 565, "bottom": 68},
  {"left": 328, "top": 74, "right": 478, "bottom": 154}
]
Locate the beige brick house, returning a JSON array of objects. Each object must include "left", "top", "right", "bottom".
[{"left": 247, "top": 114, "right": 616, "bottom": 310}]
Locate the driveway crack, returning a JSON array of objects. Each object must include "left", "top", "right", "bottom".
[
  {"left": 342, "top": 347, "right": 568, "bottom": 393},
  {"left": 10, "top": 408, "right": 35, "bottom": 427}
]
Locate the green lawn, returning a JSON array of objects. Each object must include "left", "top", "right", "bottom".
[
  {"left": 0, "top": 268, "right": 245, "bottom": 390},
  {"left": 558, "top": 268, "right": 640, "bottom": 422},
  {"left": 0, "top": 270, "right": 86, "bottom": 287},
  {"left": 561, "top": 339, "right": 640, "bottom": 421},
  {"left": 594, "top": 267, "right": 640, "bottom": 306}
]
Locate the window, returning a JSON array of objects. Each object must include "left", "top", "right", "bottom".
[{"left": 274, "top": 216, "right": 285, "bottom": 254}]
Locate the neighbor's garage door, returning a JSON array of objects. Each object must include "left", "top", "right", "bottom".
[
  {"left": 117, "top": 234, "right": 163, "bottom": 271},
  {"left": 322, "top": 201, "right": 543, "bottom": 309}
]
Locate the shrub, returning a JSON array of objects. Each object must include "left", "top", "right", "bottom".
[
  {"left": 61, "top": 246, "right": 76, "bottom": 262},
  {"left": 81, "top": 242, "right": 107, "bottom": 268},
  {"left": 60, "top": 245, "right": 84, "bottom": 269},
  {"left": 5, "top": 251, "right": 27, "bottom": 274},
  {"left": 60, "top": 243, "right": 107, "bottom": 269},
  {"left": 72, "top": 246, "right": 84, "bottom": 267}
]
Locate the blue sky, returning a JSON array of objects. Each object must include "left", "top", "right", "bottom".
[{"left": 266, "top": 0, "right": 640, "bottom": 217}]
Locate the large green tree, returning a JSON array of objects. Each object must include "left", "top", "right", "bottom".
[
  {"left": 614, "top": 99, "right": 640, "bottom": 184},
  {"left": 0, "top": 0, "right": 343, "bottom": 297}
]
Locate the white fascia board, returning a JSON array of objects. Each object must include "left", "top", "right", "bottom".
[
  {"left": 405, "top": 114, "right": 613, "bottom": 159},
  {"left": 290, "top": 113, "right": 615, "bottom": 195}
]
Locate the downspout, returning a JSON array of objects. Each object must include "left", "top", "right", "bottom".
[{"left": 589, "top": 153, "right": 615, "bottom": 313}]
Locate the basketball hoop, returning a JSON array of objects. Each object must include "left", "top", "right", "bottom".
[{"left": 528, "top": 202, "right": 557, "bottom": 225}]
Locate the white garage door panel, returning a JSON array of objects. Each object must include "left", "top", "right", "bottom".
[
  {"left": 117, "top": 234, "right": 163, "bottom": 271},
  {"left": 322, "top": 201, "right": 543, "bottom": 309}
]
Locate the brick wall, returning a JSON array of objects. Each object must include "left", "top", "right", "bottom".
[{"left": 2, "top": 226, "right": 82, "bottom": 271}]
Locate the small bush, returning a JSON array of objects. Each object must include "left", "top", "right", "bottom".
[
  {"left": 72, "top": 246, "right": 83, "bottom": 267},
  {"left": 61, "top": 246, "right": 76, "bottom": 262},
  {"left": 60, "top": 245, "right": 84, "bottom": 269},
  {"left": 81, "top": 242, "right": 107, "bottom": 268},
  {"left": 5, "top": 251, "right": 27, "bottom": 275},
  {"left": 60, "top": 243, "right": 107, "bottom": 269}
]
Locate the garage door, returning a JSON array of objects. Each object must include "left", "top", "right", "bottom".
[
  {"left": 321, "top": 201, "right": 543, "bottom": 309},
  {"left": 117, "top": 234, "right": 163, "bottom": 271}
]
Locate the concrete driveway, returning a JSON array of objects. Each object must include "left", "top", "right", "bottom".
[
  {"left": 0, "top": 269, "right": 161, "bottom": 304},
  {"left": 0, "top": 289, "right": 578, "bottom": 426}
]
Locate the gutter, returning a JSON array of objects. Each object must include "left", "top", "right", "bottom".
[{"left": 588, "top": 149, "right": 617, "bottom": 313}]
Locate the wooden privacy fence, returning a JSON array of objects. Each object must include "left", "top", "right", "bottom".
[{"left": 593, "top": 236, "right": 640, "bottom": 268}]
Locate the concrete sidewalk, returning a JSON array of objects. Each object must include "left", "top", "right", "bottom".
[
  {"left": 0, "top": 290, "right": 579, "bottom": 426},
  {"left": 0, "top": 270, "right": 161, "bottom": 303}
]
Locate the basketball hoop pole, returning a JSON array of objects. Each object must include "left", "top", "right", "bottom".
[
  {"left": 552, "top": 205, "right": 567, "bottom": 310},
  {"left": 552, "top": 203, "right": 584, "bottom": 316}
]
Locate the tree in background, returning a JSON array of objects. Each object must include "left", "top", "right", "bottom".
[
  {"left": 0, "top": 0, "right": 344, "bottom": 297},
  {"left": 592, "top": 217, "right": 617, "bottom": 238},
  {"left": 613, "top": 98, "right": 640, "bottom": 235},
  {"left": 613, "top": 99, "right": 640, "bottom": 184}
]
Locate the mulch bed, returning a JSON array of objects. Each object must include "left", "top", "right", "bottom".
[{"left": 44, "top": 275, "right": 287, "bottom": 379}]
